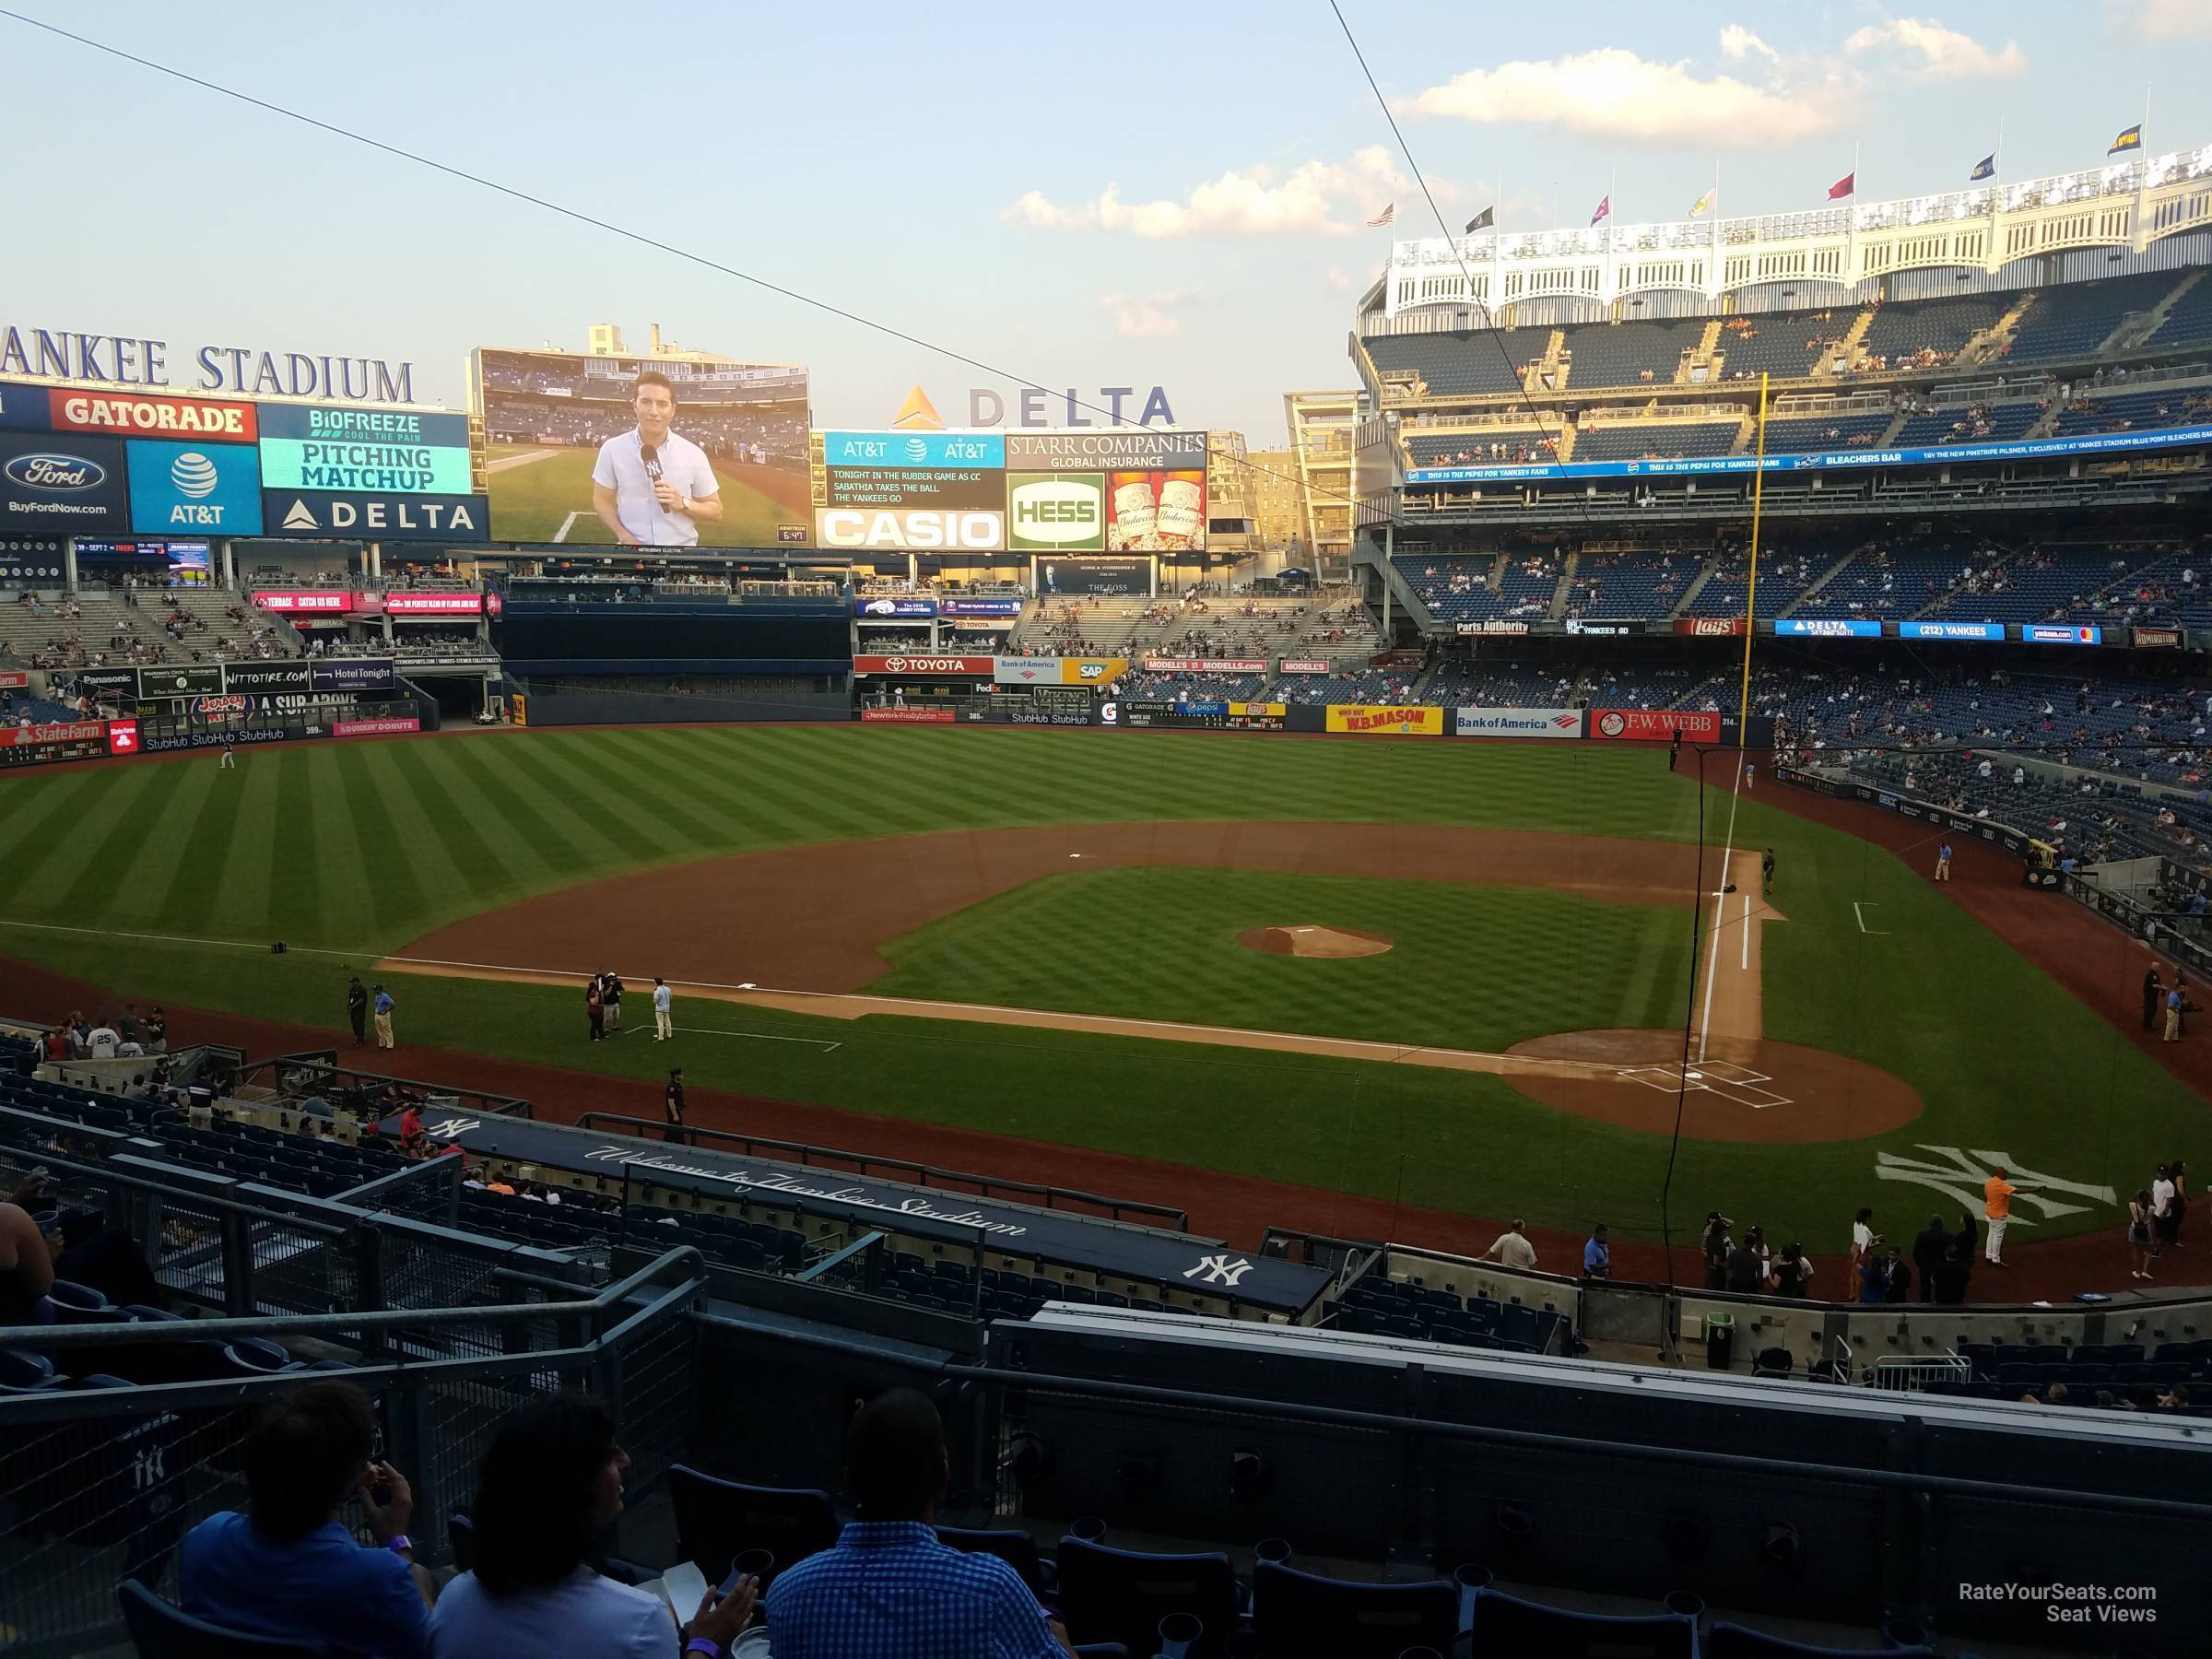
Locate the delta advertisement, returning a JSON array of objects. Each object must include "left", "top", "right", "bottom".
[
  {"left": 1325, "top": 706, "right": 1444, "bottom": 736},
  {"left": 475, "top": 347, "right": 812, "bottom": 548}
]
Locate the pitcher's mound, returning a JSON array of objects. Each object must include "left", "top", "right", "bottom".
[{"left": 1239, "top": 924, "right": 1394, "bottom": 959}]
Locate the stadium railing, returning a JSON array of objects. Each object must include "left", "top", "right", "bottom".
[
  {"left": 0, "top": 1245, "right": 705, "bottom": 1657},
  {"left": 573, "top": 1109, "right": 1191, "bottom": 1230},
  {"left": 229, "top": 1051, "right": 535, "bottom": 1121}
]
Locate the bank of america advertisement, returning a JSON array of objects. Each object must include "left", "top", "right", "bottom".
[{"left": 474, "top": 347, "right": 812, "bottom": 547}]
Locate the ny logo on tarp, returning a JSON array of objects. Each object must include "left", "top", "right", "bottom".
[
  {"left": 426, "top": 1116, "right": 481, "bottom": 1140},
  {"left": 132, "top": 1447, "right": 167, "bottom": 1490},
  {"left": 1875, "top": 1145, "right": 2115, "bottom": 1231},
  {"left": 1183, "top": 1253, "right": 1253, "bottom": 1287}
]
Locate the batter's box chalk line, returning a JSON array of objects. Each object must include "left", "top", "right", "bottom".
[{"left": 1616, "top": 1061, "right": 1795, "bottom": 1111}]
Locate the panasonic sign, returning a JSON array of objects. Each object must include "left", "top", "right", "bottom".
[{"left": 1007, "top": 472, "right": 1106, "bottom": 551}]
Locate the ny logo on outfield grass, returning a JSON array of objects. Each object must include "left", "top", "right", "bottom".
[
  {"left": 1875, "top": 1145, "right": 2116, "bottom": 1229},
  {"left": 1183, "top": 1253, "right": 1253, "bottom": 1287}
]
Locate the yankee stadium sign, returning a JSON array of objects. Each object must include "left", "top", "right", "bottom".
[{"left": 1, "top": 325, "right": 418, "bottom": 404}]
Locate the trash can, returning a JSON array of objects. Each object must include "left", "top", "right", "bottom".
[{"left": 1704, "top": 1312, "right": 1735, "bottom": 1371}]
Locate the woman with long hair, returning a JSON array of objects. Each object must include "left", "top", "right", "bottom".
[
  {"left": 429, "top": 1394, "right": 754, "bottom": 1657},
  {"left": 2128, "top": 1189, "right": 2158, "bottom": 1281}
]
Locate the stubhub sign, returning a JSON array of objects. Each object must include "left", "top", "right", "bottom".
[{"left": 126, "top": 440, "right": 263, "bottom": 535}]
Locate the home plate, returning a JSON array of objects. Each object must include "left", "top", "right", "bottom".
[
  {"left": 1685, "top": 1070, "right": 1704, "bottom": 1081},
  {"left": 1069, "top": 853, "right": 1082, "bottom": 858},
  {"left": 1618, "top": 1059, "right": 1794, "bottom": 1110}
]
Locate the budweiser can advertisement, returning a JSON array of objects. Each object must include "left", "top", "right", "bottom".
[
  {"left": 1107, "top": 474, "right": 1158, "bottom": 549},
  {"left": 1155, "top": 470, "right": 1205, "bottom": 548}
]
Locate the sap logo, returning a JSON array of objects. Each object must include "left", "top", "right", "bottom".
[
  {"left": 1077, "top": 662, "right": 1107, "bottom": 679},
  {"left": 6, "top": 452, "right": 106, "bottom": 490}
]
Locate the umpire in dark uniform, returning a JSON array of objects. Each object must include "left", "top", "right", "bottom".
[
  {"left": 663, "top": 1068, "right": 686, "bottom": 1144},
  {"left": 347, "top": 976, "right": 369, "bottom": 1047},
  {"left": 2144, "top": 967, "right": 2164, "bottom": 1032}
]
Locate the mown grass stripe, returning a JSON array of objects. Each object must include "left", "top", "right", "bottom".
[
  {"left": 561, "top": 732, "right": 750, "bottom": 854},
  {"left": 659, "top": 728, "right": 857, "bottom": 847},
  {"left": 266, "top": 745, "right": 325, "bottom": 938},
  {"left": 163, "top": 754, "right": 263, "bottom": 935},
  {"left": 491, "top": 732, "right": 659, "bottom": 870},
  {"left": 48, "top": 761, "right": 165, "bottom": 917},
  {"left": 411, "top": 739, "right": 565, "bottom": 893},
  {"left": 210, "top": 747, "right": 287, "bottom": 937},
  {"left": 522, "top": 733, "right": 702, "bottom": 863},
  {"left": 381, "top": 741, "right": 522, "bottom": 917},
  {"left": 296, "top": 746, "right": 377, "bottom": 946},
  {"left": 357, "top": 742, "right": 478, "bottom": 917},
  {"left": 332, "top": 744, "right": 428, "bottom": 938},
  {"left": 457, "top": 737, "right": 598, "bottom": 882},
  {"left": 0, "top": 771, "right": 103, "bottom": 895}
]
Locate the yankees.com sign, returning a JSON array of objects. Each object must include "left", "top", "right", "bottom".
[{"left": 815, "top": 507, "right": 1005, "bottom": 549}]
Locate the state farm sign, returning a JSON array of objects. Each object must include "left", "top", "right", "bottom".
[{"left": 852, "top": 654, "right": 994, "bottom": 675}]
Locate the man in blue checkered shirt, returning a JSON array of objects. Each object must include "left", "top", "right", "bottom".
[{"left": 762, "top": 1389, "right": 1071, "bottom": 1658}]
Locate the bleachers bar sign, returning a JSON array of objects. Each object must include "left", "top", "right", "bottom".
[
  {"left": 1325, "top": 706, "right": 1443, "bottom": 736},
  {"left": 2134, "top": 626, "right": 2183, "bottom": 649}
]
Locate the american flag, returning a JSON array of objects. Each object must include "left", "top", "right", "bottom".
[{"left": 1368, "top": 203, "right": 1394, "bottom": 227}]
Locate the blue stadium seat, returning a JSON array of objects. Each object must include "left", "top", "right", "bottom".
[
  {"left": 1251, "top": 1559, "right": 1458, "bottom": 1658},
  {"left": 1708, "top": 1622, "right": 1934, "bottom": 1657},
  {"left": 1055, "top": 1536, "right": 1239, "bottom": 1658},
  {"left": 118, "top": 1580, "right": 333, "bottom": 1657},
  {"left": 1465, "top": 1587, "right": 1698, "bottom": 1657},
  {"left": 667, "top": 1465, "right": 838, "bottom": 1587},
  {"left": 0, "top": 1347, "right": 57, "bottom": 1393}
]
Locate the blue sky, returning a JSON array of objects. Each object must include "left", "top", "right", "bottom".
[{"left": 3, "top": 2, "right": 2207, "bottom": 441}]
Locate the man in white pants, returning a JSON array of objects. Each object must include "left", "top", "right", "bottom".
[
  {"left": 653, "top": 977, "right": 674, "bottom": 1042},
  {"left": 1983, "top": 1165, "right": 2016, "bottom": 1267}
]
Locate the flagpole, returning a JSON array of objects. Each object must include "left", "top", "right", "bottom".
[{"left": 1994, "top": 112, "right": 2005, "bottom": 184}]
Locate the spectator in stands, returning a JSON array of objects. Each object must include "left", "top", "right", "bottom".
[
  {"left": 87, "top": 1016, "right": 119, "bottom": 1059},
  {"left": 374, "top": 983, "right": 396, "bottom": 1050},
  {"left": 180, "top": 1380, "right": 432, "bottom": 1654},
  {"left": 1480, "top": 1218, "right": 1536, "bottom": 1270},
  {"left": 349, "top": 975, "right": 370, "bottom": 1047},
  {"left": 1911, "top": 1214, "right": 1948, "bottom": 1303},
  {"left": 429, "top": 1393, "right": 753, "bottom": 1658},
  {"left": 144, "top": 1005, "right": 166, "bottom": 1052},
  {"left": 398, "top": 1098, "right": 426, "bottom": 1158},
  {"left": 0, "top": 1176, "right": 56, "bottom": 1324},
  {"left": 764, "top": 1387, "right": 1071, "bottom": 1658},
  {"left": 1582, "top": 1223, "right": 1611, "bottom": 1279}
]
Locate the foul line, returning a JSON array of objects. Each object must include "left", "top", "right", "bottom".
[
  {"left": 1853, "top": 901, "right": 1890, "bottom": 935},
  {"left": 1694, "top": 760, "right": 1749, "bottom": 1064},
  {"left": 554, "top": 510, "right": 581, "bottom": 543},
  {"left": 677, "top": 1024, "right": 841, "bottom": 1053}
]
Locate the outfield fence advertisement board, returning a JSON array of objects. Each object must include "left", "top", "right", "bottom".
[
  {"left": 994, "top": 655, "right": 1128, "bottom": 687},
  {"left": 1455, "top": 707, "right": 1586, "bottom": 738},
  {"left": 1592, "top": 708, "right": 1718, "bottom": 742},
  {"left": 1326, "top": 706, "right": 1443, "bottom": 735},
  {"left": 860, "top": 707, "right": 955, "bottom": 724},
  {"left": 1142, "top": 658, "right": 1266, "bottom": 674},
  {"left": 1899, "top": 620, "right": 2006, "bottom": 641},
  {"left": 853, "top": 654, "right": 994, "bottom": 675},
  {"left": 1277, "top": 659, "right": 1332, "bottom": 674}
]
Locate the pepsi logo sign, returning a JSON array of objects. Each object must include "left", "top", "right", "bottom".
[{"left": 6, "top": 452, "right": 107, "bottom": 490}]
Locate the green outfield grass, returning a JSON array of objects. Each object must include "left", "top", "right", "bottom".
[
  {"left": 868, "top": 865, "right": 1693, "bottom": 1050},
  {"left": 0, "top": 725, "right": 2194, "bottom": 1248},
  {"left": 483, "top": 442, "right": 811, "bottom": 547}
]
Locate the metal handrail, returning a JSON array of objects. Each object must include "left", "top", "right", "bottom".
[
  {"left": 573, "top": 1111, "right": 1190, "bottom": 1231},
  {"left": 0, "top": 1245, "right": 703, "bottom": 1351}
]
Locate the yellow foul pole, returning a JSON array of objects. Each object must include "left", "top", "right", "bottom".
[{"left": 1736, "top": 371, "right": 1769, "bottom": 763}]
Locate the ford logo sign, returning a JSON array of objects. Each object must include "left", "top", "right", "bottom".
[{"left": 5, "top": 453, "right": 107, "bottom": 491}]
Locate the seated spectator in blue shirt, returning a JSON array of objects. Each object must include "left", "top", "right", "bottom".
[
  {"left": 765, "top": 1388, "right": 1072, "bottom": 1658},
  {"left": 429, "top": 1394, "right": 753, "bottom": 1659},
  {"left": 1582, "top": 1223, "right": 1611, "bottom": 1279},
  {"left": 180, "top": 1381, "right": 432, "bottom": 1656}
]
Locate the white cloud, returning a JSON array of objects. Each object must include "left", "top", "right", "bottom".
[
  {"left": 1325, "top": 265, "right": 1355, "bottom": 293},
  {"left": 1100, "top": 289, "right": 1192, "bottom": 337},
  {"left": 1006, "top": 146, "right": 1429, "bottom": 240},
  {"left": 2128, "top": 0, "right": 2212, "bottom": 39},
  {"left": 1842, "top": 18, "right": 2026, "bottom": 78},
  {"left": 1402, "top": 47, "right": 1846, "bottom": 146},
  {"left": 1719, "top": 24, "right": 1778, "bottom": 64}
]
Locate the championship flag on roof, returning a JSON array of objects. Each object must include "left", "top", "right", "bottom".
[
  {"left": 2109, "top": 124, "right": 2143, "bottom": 155},
  {"left": 1689, "top": 190, "right": 1713, "bottom": 217},
  {"left": 1969, "top": 153, "right": 1996, "bottom": 182},
  {"left": 1827, "top": 171, "right": 1855, "bottom": 200},
  {"left": 1368, "top": 203, "right": 1395, "bottom": 227},
  {"left": 1464, "top": 206, "right": 1494, "bottom": 233},
  {"left": 1590, "top": 194, "right": 1610, "bottom": 227}
]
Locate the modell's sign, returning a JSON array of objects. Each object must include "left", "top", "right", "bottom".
[
  {"left": 1142, "top": 657, "right": 1266, "bottom": 674},
  {"left": 852, "top": 654, "right": 994, "bottom": 675},
  {"left": 1675, "top": 617, "right": 1747, "bottom": 637},
  {"left": 1277, "top": 659, "right": 1331, "bottom": 674}
]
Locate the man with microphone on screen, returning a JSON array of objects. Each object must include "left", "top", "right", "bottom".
[{"left": 589, "top": 370, "right": 724, "bottom": 546}]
